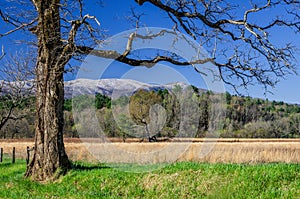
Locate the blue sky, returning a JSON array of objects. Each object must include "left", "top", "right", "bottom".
[
  {"left": 0, "top": 0, "right": 299, "bottom": 103},
  {"left": 82, "top": 0, "right": 300, "bottom": 104}
]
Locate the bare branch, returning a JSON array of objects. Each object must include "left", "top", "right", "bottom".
[
  {"left": 0, "top": 17, "right": 38, "bottom": 38},
  {"left": 0, "top": 46, "right": 5, "bottom": 60},
  {"left": 75, "top": 29, "right": 215, "bottom": 68},
  {"left": 0, "top": 9, "right": 38, "bottom": 37},
  {"left": 134, "top": 0, "right": 299, "bottom": 91},
  {"left": 76, "top": 45, "right": 214, "bottom": 67}
]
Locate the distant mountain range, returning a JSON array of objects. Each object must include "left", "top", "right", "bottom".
[
  {"left": 1, "top": 78, "right": 197, "bottom": 99},
  {"left": 66, "top": 78, "right": 192, "bottom": 99}
]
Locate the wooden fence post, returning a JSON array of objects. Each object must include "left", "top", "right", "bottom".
[
  {"left": 12, "top": 147, "right": 15, "bottom": 164},
  {"left": 0, "top": 148, "right": 3, "bottom": 163},
  {"left": 26, "top": 146, "right": 30, "bottom": 165}
]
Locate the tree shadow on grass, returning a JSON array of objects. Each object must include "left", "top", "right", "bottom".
[{"left": 71, "top": 162, "right": 111, "bottom": 171}]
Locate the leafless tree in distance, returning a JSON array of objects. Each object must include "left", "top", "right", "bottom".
[{"left": 0, "top": 50, "right": 35, "bottom": 131}]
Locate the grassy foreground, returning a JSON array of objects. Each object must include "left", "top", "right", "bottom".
[{"left": 0, "top": 159, "right": 299, "bottom": 199}]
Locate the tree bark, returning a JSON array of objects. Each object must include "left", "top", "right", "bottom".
[{"left": 25, "top": 0, "right": 70, "bottom": 181}]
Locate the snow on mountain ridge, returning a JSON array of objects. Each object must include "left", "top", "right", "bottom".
[
  {"left": 1, "top": 78, "right": 191, "bottom": 99},
  {"left": 65, "top": 78, "right": 189, "bottom": 98}
]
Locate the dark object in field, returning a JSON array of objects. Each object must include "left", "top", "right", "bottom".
[{"left": 148, "top": 136, "right": 157, "bottom": 142}]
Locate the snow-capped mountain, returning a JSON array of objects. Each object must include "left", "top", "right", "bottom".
[
  {"left": 1, "top": 78, "right": 192, "bottom": 99},
  {"left": 0, "top": 79, "right": 35, "bottom": 97},
  {"left": 66, "top": 78, "right": 189, "bottom": 99}
]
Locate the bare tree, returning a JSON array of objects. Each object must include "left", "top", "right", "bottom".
[
  {"left": 1, "top": 0, "right": 104, "bottom": 181},
  {"left": 0, "top": 0, "right": 298, "bottom": 181},
  {"left": 0, "top": 50, "right": 35, "bottom": 131}
]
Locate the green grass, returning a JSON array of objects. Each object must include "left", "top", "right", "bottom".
[{"left": 0, "top": 159, "right": 299, "bottom": 199}]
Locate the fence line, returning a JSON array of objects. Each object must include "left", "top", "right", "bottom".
[{"left": 0, "top": 146, "right": 33, "bottom": 164}]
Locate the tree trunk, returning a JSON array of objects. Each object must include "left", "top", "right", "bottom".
[{"left": 25, "top": 0, "right": 70, "bottom": 181}]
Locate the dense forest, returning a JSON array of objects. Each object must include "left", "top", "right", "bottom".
[{"left": 1, "top": 86, "right": 300, "bottom": 139}]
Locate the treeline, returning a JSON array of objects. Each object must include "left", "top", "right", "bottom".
[
  {"left": 1, "top": 87, "right": 300, "bottom": 139},
  {"left": 64, "top": 89, "right": 300, "bottom": 139}
]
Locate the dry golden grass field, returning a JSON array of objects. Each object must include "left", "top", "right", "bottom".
[{"left": 1, "top": 138, "right": 300, "bottom": 164}]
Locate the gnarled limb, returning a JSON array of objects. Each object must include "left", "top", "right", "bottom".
[{"left": 134, "top": 0, "right": 299, "bottom": 91}]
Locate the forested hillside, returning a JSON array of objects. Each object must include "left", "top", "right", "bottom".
[{"left": 1, "top": 87, "right": 300, "bottom": 139}]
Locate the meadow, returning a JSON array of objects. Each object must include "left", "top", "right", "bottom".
[
  {"left": 1, "top": 138, "right": 300, "bottom": 164},
  {"left": 0, "top": 139, "right": 300, "bottom": 198},
  {"left": 0, "top": 157, "right": 299, "bottom": 198}
]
